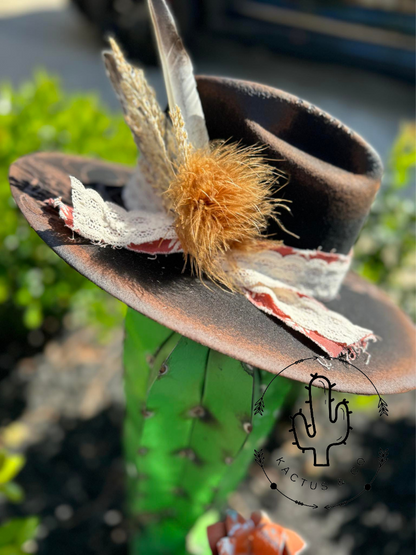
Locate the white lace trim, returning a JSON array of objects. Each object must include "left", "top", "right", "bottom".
[
  {"left": 230, "top": 249, "right": 351, "bottom": 302},
  {"left": 70, "top": 176, "right": 176, "bottom": 247},
  {"left": 247, "top": 284, "right": 373, "bottom": 345}
]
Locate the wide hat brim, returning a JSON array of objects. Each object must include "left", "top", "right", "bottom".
[{"left": 9, "top": 151, "right": 415, "bottom": 395}]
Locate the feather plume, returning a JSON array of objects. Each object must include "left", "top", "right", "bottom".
[
  {"left": 164, "top": 139, "right": 291, "bottom": 288},
  {"left": 148, "top": 0, "right": 209, "bottom": 150}
]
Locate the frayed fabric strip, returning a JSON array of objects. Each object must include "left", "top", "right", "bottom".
[
  {"left": 46, "top": 175, "right": 378, "bottom": 360},
  {"left": 246, "top": 288, "right": 377, "bottom": 361},
  {"left": 46, "top": 197, "right": 75, "bottom": 231}
]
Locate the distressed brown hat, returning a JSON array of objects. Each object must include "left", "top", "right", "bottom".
[{"left": 9, "top": 1, "right": 415, "bottom": 396}]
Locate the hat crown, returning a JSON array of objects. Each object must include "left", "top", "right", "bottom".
[{"left": 197, "top": 76, "right": 383, "bottom": 255}]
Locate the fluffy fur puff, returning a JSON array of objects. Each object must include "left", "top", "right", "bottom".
[{"left": 164, "top": 140, "right": 291, "bottom": 288}]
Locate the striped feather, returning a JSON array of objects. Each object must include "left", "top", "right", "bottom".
[{"left": 148, "top": 0, "right": 209, "bottom": 150}]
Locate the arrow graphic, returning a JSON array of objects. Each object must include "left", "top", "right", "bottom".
[
  {"left": 325, "top": 449, "right": 389, "bottom": 510},
  {"left": 254, "top": 449, "right": 318, "bottom": 510}
]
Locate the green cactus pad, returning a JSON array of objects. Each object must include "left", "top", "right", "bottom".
[{"left": 123, "top": 308, "right": 292, "bottom": 554}]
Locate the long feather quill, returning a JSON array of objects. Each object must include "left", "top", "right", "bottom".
[{"left": 148, "top": 0, "right": 210, "bottom": 150}]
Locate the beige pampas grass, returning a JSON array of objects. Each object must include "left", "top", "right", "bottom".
[{"left": 103, "top": 38, "right": 175, "bottom": 194}]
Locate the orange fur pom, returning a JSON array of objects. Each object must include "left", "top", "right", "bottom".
[{"left": 164, "top": 140, "right": 290, "bottom": 288}]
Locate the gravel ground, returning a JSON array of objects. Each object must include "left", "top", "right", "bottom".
[{"left": 0, "top": 324, "right": 414, "bottom": 554}]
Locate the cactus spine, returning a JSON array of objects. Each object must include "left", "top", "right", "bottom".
[{"left": 123, "top": 308, "right": 293, "bottom": 554}]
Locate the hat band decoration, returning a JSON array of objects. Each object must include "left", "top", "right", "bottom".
[
  {"left": 47, "top": 0, "right": 377, "bottom": 362},
  {"left": 49, "top": 181, "right": 376, "bottom": 361}
]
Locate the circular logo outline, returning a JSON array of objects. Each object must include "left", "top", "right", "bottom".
[{"left": 253, "top": 355, "right": 389, "bottom": 511}]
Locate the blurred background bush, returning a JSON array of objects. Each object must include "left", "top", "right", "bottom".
[
  {"left": 0, "top": 448, "right": 39, "bottom": 554},
  {"left": 0, "top": 74, "right": 134, "bottom": 371},
  {"left": 354, "top": 122, "right": 415, "bottom": 320}
]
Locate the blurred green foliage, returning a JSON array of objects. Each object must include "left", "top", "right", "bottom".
[
  {"left": 354, "top": 123, "right": 416, "bottom": 321},
  {"left": 0, "top": 73, "right": 136, "bottom": 364},
  {"left": 0, "top": 450, "right": 38, "bottom": 555},
  {"left": 0, "top": 516, "right": 39, "bottom": 555},
  {"left": 0, "top": 451, "right": 25, "bottom": 504},
  {"left": 0, "top": 74, "right": 414, "bottom": 367}
]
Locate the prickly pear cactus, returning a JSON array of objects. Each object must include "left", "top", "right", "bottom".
[{"left": 123, "top": 308, "right": 293, "bottom": 554}]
